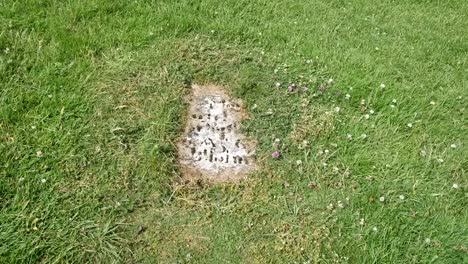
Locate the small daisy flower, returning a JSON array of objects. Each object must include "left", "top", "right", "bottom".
[
  {"left": 275, "top": 82, "right": 281, "bottom": 88},
  {"left": 337, "top": 201, "right": 344, "bottom": 208},
  {"left": 306, "top": 59, "right": 311, "bottom": 64},
  {"left": 41, "top": 178, "right": 47, "bottom": 183},
  {"left": 266, "top": 108, "right": 273, "bottom": 114},
  {"left": 452, "top": 183, "right": 459, "bottom": 189},
  {"left": 380, "top": 83, "right": 385, "bottom": 89},
  {"left": 272, "top": 151, "right": 280, "bottom": 158},
  {"left": 390, "top": 104, "right": 396, "bottom": 108},
  {"left": 210, "top": 30, "right": 215, "bottom": 34},
  {"left": 430, "top": 101, "right": 435, "bottom": 105},
  {"left": 437, "top": 158, "right": 444, "bottom": 163},
  {"left": 364, "top": 114, "right": 370, "bottom": 120},
  {"left": 399, "top": 195, "right": 405, "bottom": 200},
  {"left": 324, "top": 149, "right": 329, "bottom": 154},
  {"left": 392, "top": 99, "right": 397, "bottom": 103},
  {"left": 31, "top": 126, "right": 36, "bottom": 129},
  {"left": 335, "top": 106, "right": 340, "bottom": 112},
  {"left": 345, "top": 94, "right": 351, "bottom": 100},
  {"left": 349, "top": 87, "right": 353, "bottom": 91},
  {"left": 369, "top": 109, "right": 375, "bottom": 114},
  {"left": 379, "top": 196, "right": 385, "bottom": 202},
  {"left": 296, "top": 160, "right": 302, "bottom": 165},
  {"left": 372, "top": 226, "right": 378, "bottom": 232},
  {"left": 327, "top": 78, "right": 334, "bottom": 84},
  {"left": 36, "top": 150, "right": 44, "bottom": 157},
  {"left": 450, "top": 144, "right": 457, "bottom": 149},
  {"left": 48, "top": 94, "right": 53, "bottom": 98},
  {"left": 407, "top": 123, "right": 413, "bottom": 128},
  {"left": 326, "top": 203, "right": 334, "bottom": 210},
  {"left": 274, "top": 138, "right": 281, "bottom": 143},
  {"left": 274, "top": 69, "right": 278, "bottom": 74},
  {"left": 359, "top": 218, "right": 365, "bottom": 225},
  {"left": 347, "top": 133, "right": 353, "bottom": 140},
  {"left": 420, "top": 150, "right": 427, "bottom": 156}
]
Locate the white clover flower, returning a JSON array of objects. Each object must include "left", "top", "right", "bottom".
[
  {"left": 361, "top": 99, "right": 366, "bottom": 105},
  {"left": 337, "top": 201, "right": 344, "bottom": 208},
  {"left": 399, "top": 195, "right": 405, "bottom": 200},
  {"left": 437, "top": 158, "right": 444, "bottom": 163},
  {"left": 359, "top": 218, "right": 365, "bottom": 225},
  {"left": 345, "top": 94, "right": 351, "bottom": 99},
  {"left": 19, "top": 177, "right": 24, "bottom": 182},
  {"left": 425, "top": 238, "right": 431, "bottom": 244},
  {"left": 335, "top": 106, "right": 340, "bottom": 112},
  {"left": 326, "top": 203, "right": 334, "bottom": 210},
  {"left": 324, "top": 149, "right": 329, "bottom": 154},
  {"left": 210, "top": 30, "right": 215, "bottom": 34},
  {"left": 322, "top": 162, "right": 328, "bottom": 167},
  {"left": 306, "top": 59, "right": 311, "bottom": 64},
  {"left": 390, "top": 104, "right": 396, "bottom": 108},
  {"left": 48, "top": 94, "right": 52, "bottom": 98},
  {"left": 430, "top": 101, "right": 435, "bottom": 105},
  {"left": 274, "top": 138, "right": 280, "bottom": 143},
  {"left": 450, "top": 144, "right": 457, "bottom": 149},
  {"left": 372, "top": 226, "right": 378, "bottom": 232},
  {"left": 392, "top": 99, "right": 397, "bottom": 103},
  {"left": 266, "top": 108, "right": 273, "bottom": 114},
  {"left": 407, "top": 123, "right": 413, "bottom": 128},
  {"left": 275, "top": 82, "right": 281, "bottom": 87},
  {"left": 347, "top": 133, "right": 353, "bottom": 140},
  {"left": 379, "top": 196, "right": 385, "bottom": 202},
  {"left": 369, "top": 109, "right": 375, "bottom": 114},
  {"left": 41, "top": 178, "right": 46, "bottom": 183},
  {"left": 36, "top": 151, "right": 44, "bottom": 157},
  {"left": 420, "top": 150, "right": 427, "bottom": 156},
  {"left": 380, "top": 83, "right": 385, "bottom": 89},
  {"left": 31, "top": 126, "right": 36, "bottom": 130},
  {"left": 328, "top": 78, "right": 334, "bottom": 84},
  {"left": 274, "top": 69, "right": 278, "bottom": 74},
  {"left": 349, "top": 87, "right": 353, "bottom": 91},
  {"left": 364, "top": 114, "right": 370, "bottom": 120},
  {"left": 296, "top": 160, "right": 302, "bottom": 165},
  {"left": 452, "top": 183, "right": 459, "bottom": 189}
]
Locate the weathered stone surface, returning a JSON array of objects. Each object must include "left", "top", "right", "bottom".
[{"left": 177, "top": 84, "right": 256, "bottom": 181}]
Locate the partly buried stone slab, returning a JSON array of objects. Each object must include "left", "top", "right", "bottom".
[{"left": 177, "top": 84, "right": 256, "bottom": 182}]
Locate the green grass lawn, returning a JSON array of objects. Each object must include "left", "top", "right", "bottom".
[{"left": 1, "top": 0, "right": 467, "bottom": 263}]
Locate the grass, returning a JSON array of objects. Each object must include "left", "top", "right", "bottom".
[{"left": 1, "top": 0, "right": 467, "bottom": 263}]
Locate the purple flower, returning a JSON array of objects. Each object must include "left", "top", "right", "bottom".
[
  {"left": 287, "top": 85, "right": 293, "bottom": 92},
  {"left": 272, "top": 151, "right": 280, "bottom": 158}
]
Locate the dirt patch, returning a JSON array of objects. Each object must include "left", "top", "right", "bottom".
[{"left": 177, "top": 84, "right": 256, "bottom": 182}]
